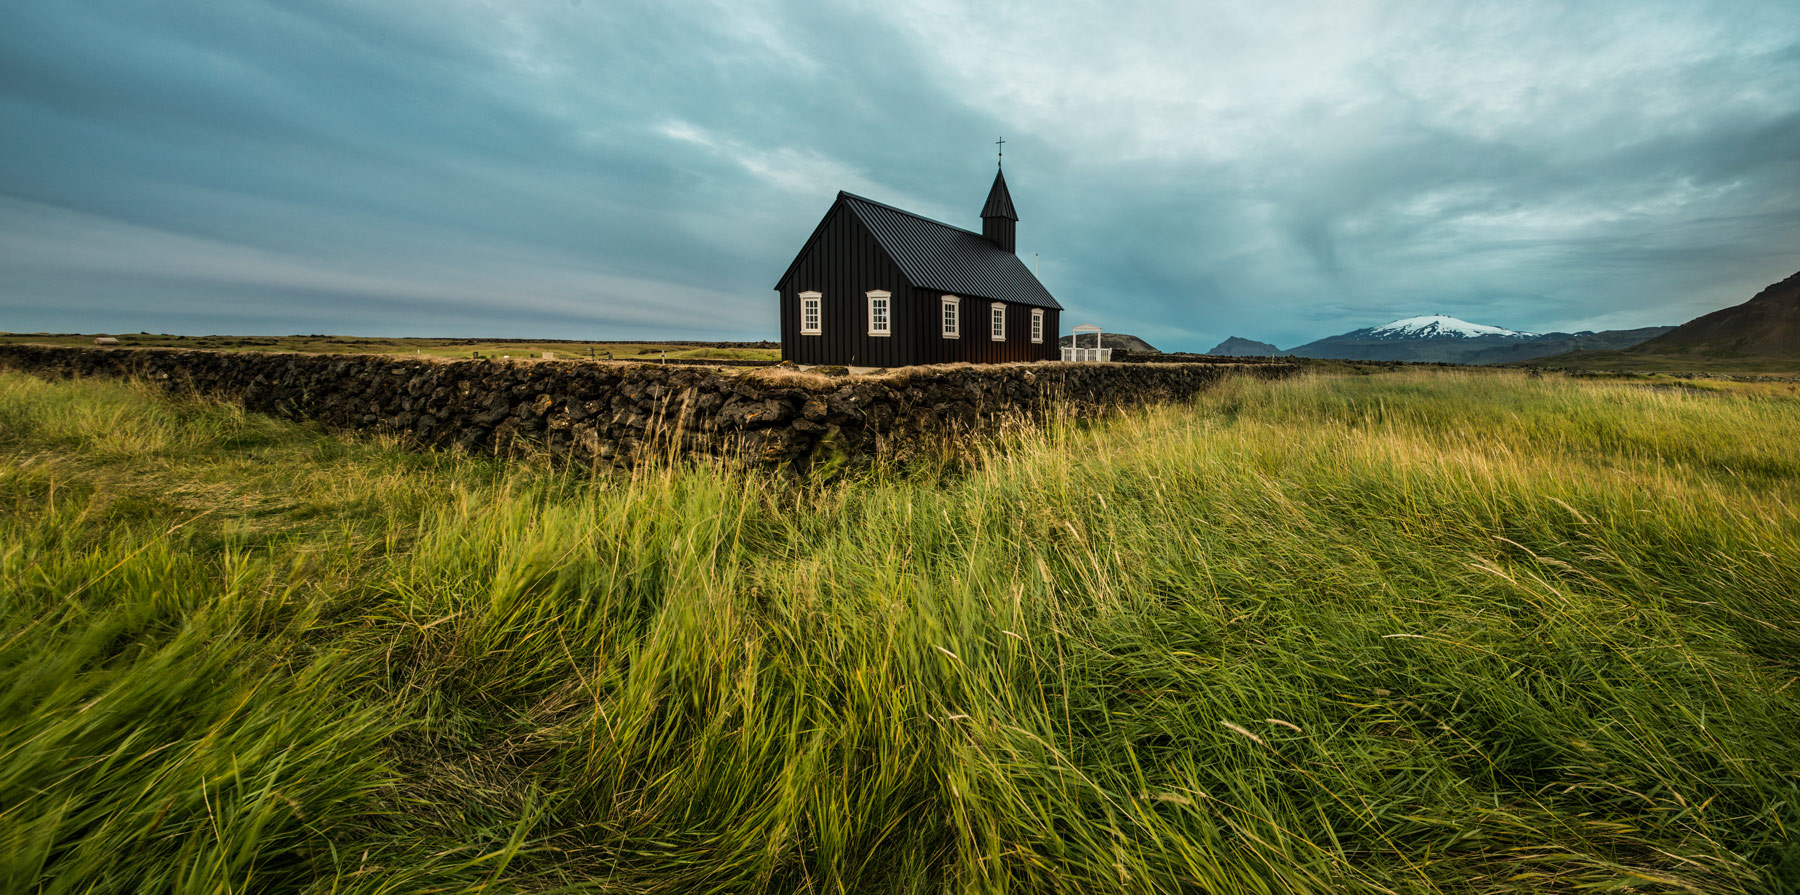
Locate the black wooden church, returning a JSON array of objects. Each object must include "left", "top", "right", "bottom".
[{"left": 774, "top": 165, "right": 1062, "bottom": 366}]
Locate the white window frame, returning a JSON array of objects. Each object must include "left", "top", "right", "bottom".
[
  {"left": 1030, "top": 308, "right": 1044, "bottom": 343},
  {"left": 941, "top": 295, "right": 960, "bottom": 339},
  {"left": 866, "top": 290, "right": 891, "bottom": 336},
  {"left": 991, "top": 302, "right": 1006, "bottom": 341},
  {"left": 799, "top": 291, "right": 822, "bottom": 335}
]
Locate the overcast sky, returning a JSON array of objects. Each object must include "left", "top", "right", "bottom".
[{"left": 3, "top": 1, "right": 1798, "bottom": 350}]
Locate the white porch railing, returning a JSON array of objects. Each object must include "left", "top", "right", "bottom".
[
  {"left": 1065, "top": 323, "right": 1111, "bottom": 363},
  {"left": 1060, "top": 347, "right": 1113, "bottom": 362}
]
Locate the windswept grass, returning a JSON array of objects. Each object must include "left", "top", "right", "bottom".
[{"left": 1, "top": 369, "right": 1796, "bottom": 893}]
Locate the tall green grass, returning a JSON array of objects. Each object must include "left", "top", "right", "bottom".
[{"left": 1, "top": 369, "right": 1796, "bottom": 893}]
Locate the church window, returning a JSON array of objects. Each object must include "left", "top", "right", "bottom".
[
  {"left": 942, "top": 296, "right": 960, "bottom": 338},
  {"left": 867, "top": 291, "right": 890, "bottom": 336},
  {"left": 991, "top": 303, "right": 1006, "bottom": 341},
  {"left": 1031, "top": 308, "right": 1044, "bottom": 343},
  {"left": 800, "top": 291, "right": 821, "bottom": 335}
]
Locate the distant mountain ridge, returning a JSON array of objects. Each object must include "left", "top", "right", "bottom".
[
  {"left": 1460, "top": 327, "right": 1676, "bottom": 364},
  {"left": 1280, "top": 315, "right": 1671, "bottom": 364},
  {"left": 1191, "top": 271, "right": 1800, "bottom": 366},
  {"left": 1520, "top": 270, "right": 1800, "bottom": 371},
  {"left": 1206, "top": 336, "right": 1280, "bottom": 356}
]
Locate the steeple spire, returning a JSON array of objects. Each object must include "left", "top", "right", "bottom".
[{"left": 981, "top": 166, "right": 1018, "bottom": 253}]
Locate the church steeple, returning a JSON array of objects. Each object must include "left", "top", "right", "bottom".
[{"left": 981, "top": 167, "right": 1018, "bottom": 254}]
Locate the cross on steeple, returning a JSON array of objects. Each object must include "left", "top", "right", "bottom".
[{"left": 996, "top": 136, "right": 1005, "bottom": 167}]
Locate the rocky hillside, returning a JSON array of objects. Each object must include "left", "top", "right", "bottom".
[
  {"left": 1628, "top": 270, "right": 1800, "bottom": 357},
  {"left": 1058, "top": 332, "right": 1160, "bottom": 354},
  {"left": 1206, "top": 337, "right": 1280, "bottom": 356}
]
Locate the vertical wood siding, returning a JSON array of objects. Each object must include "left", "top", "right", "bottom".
[
  {"left": 981, "top": 217, "right": 1016, "bottom": 254},
  {"left": 903, "top": 291, "right": 1059, "bottom": 364}
]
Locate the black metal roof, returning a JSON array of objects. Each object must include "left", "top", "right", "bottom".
[
  {"left": 981, "top": 169, "right": 1018, "bottom": 221},
  {"left": 831, "top": 192, "right": 1061, "bottom": 310}
]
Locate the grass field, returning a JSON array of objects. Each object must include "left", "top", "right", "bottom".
[
  {"left": 2, "top": 368, "right": 1796, "bottom": 893},
  {"left": 0, "top": 332, "right": 782, "bottom": 362}
]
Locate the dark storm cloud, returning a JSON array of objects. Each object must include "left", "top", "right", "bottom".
[{"left": 2, "top": 1, "right": 1798, "bottom": 348}]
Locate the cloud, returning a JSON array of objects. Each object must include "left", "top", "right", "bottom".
[{"left": 1, "top": 0, "right": 1797, "bottom": 349}]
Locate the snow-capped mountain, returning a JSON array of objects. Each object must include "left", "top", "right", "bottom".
[
  {"left": 1364, "top": 315, "right": 1538, "bottom": 340},
  {"left": 1281, "top": 315, "right": 1670, "bottom": 363}
]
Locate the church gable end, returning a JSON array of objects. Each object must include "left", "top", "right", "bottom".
[{"left": 776, "top": 197, "right": 915, "bottom": 367}]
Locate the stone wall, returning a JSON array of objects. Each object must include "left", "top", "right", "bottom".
[{"left": 0, "top": 345, "right": 1295, "bottom": 469}]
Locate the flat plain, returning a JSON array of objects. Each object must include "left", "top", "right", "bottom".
[
  {"left": 0, "top": 332, "right": 782, "bottom": 362},
  {"left": 2, "top": 367, "right": 1796, "bottom": 893}
]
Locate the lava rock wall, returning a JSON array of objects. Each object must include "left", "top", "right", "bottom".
[{"left": 0, "top": 345, "right": 1294, "bottom": 469}]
